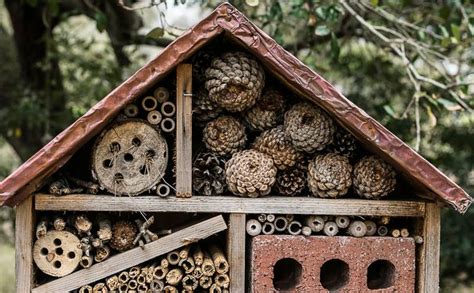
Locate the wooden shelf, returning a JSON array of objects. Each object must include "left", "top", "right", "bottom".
[{"left": 35, "top": 194, "right": 426, "bottom": 217}]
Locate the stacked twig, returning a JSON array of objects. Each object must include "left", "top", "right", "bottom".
[{"left": 79, "top": 242, "right": 230, "bottom": 292}]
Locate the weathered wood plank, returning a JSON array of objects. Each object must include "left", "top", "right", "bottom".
[
  {"left": 16, "top": 195, "right": 35, "bottom": 293},
  {"left": 418, "top": 202, "right": 440, "bottom": 293},
  {"left": 32, "top": 215, "right": 227, "bottom": 293},
  {"left": 227, "top": 214, "right": 246, "bottom": 293},
  {"left": 35, "top": 194, "right": 426, "bottom": 216},
  {"left": 176, "top": 63, "right": 193, "bottom": 198}
]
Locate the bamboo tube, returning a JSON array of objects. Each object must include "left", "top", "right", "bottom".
[
  {"left": 161, "top": 258, "right": 170, "bottom": 268},
  {"left": 129, "top": 266, "right": 141, "bottom": 279},
  {"left": 323, "top": 221, "right": 339, "bottom": 236},
  {"left": 93, "top": 282, "right": 108, "bottom": 293},
  {"left": 246, "top": 219, "right": 262, "bottom": 236},
  {"left": 391, "top": 229, "right": 401, "bottom": 238},
  {"left": 179, "top": 256, "right": 196, "bottom": 274},
  {"left": 305, "top": 215, "right": 325, "bottom": 232},
  {"left": 285, "top": 214, "right": 295, "bottom": 222},
  {"left": 414, "top": 235, "right": 424, "bottom": 244},
  {"left": 222, "top": 290, "right": 230, "bottom": 293},
  {"left": 401, "top": 228, "right": 410, "bottom": 237},
  {"left": 377, "top": 225, "right": 388, "bottom": 236},
  {"left": 156, "top": 183, "right": 171, "bottom": 197},
  {"left": 128, "top": 279, "right": 138, "bottom": 290},
  {"left": 288, "top": 220, "right": 302, "bottom": 235},
  {"left": 124, "top": 104, "right": 139, "bottom": 117},
  {"left": 182, "top": 275, "right": 199, "bottom": 291},
  {"left": 53, "top": 217, "right": 66, "bottom": 231},
  {"left": 257, "top": 214, "right": 267, "bottom": 223},
  {"left": 161, "top": 118, "right": 175, "bottom": 133},
  {"left": 153, "top": 265, "right": 169, "bottom": 280},
  {"left": 147, "top": 110, "right": 162, "bottom": 125},
  {"left": 179, "top": 245, "right": 191, "bottom": 259},
  {"left": 266, "top": 214, "right": 276, "bottom": 222},
  {"left": 202, "top": 252, "right": 216, "bottom": 277},
  {"left": 335, "top": 216, "right": 350, "bottom": 229},
  {"left": 80, "top": 255, "right": 93, "bottom": 268},
  {"left": 262, "top": 222, "right": 275, "bottom": 235},
  {"left": 106, "top": 275, "right": 119, "bottom": 291},
  {"left": 97, "top": 219, "right": 112, "bottom": 241},
  {"left": 348, "top": 221, "right": 367, "bottom": 237},
  {"left": 94, "top": 245, "right": 111, "bottom": 263},
  {"left": 119, "top": 271, "right": 130, "bottom": 283},
  {"left": 378, "top": 216, "right": 390, "bottom": 225},
  {"left": 118, "top": 283, "right": 128, "bottom": 293},
  {"left": 136, "top": 272, "right": 146, "bottom": 285},
  {"left": 142, "top": 96, "right": 158, "bottom": 111},
  {"left": 364, "top": 221, "right": 377, "bottom": 236},
  {"left": 209, "top": 244, "right": 229, "bottom": 274},
  {"left": 274, "top": 216, "right": 289, "bottom": 232},
  {"left": 137, "top": 283, "right": 148, "bottom": 292},
  {"left": 161, "top": 101, "right": 176, "bottom": 117},
  {"left": 167, "top": 250, "right": 180, "bottom": 265},
  {"left": 210, "top": 283, "right": 222, "bottom": 293},
  {"left": 215, "top": 274, "right": 230, "bottom": 289},
  {"left": 199, "top": 276, "right": 213, "bottom": 289},
  {"left": 36, "top": 218, "right": 48, "bottom": 239},
  {"left": 154, "top": 87, "right": 170, "bottom": 103},
  {"left": 193, "top": 244, "right": 204, "bottom": 266},
  {"left": 150, "top": 279, "right": 164, "bottom": 292},
  {"left": 193, "top": 266, "right": 203, "bottom": 279},
  {"left": 166, "top": 268, "right": 183, "bottom": 286},
  {"left": 302, "top": 226, "right": 312, "bottom": 236},
  {"left": 164, "top": 285, "right": 178, "bottom": 293},
  {"left": 79, "top": 285, "right": 93, "bottom": 293},
  {"left": 74, "top": 215, "right": 92, "bottom": 235}
]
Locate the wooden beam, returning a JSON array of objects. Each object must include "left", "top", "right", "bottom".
[
  {"left": 417, "top": 202, "right": 440, "bottom": 293},
  {"left": 32, "top": 215, "right": 227, "bottom": 293},
  {"left": 176, "top": 63, "right": 193, "bottom": 198},
  {"left": 35, "top": 194, "right": 426, "bottom": 217},
  {"left": 15, "top": 195, "right": 35, "bottom": 293},
  {"left": 227, "top": 214, "right": 246, "bottom": 293}
]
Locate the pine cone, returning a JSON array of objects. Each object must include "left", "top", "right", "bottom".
[
  {"left": 193, "top": 87, "right": 223, "bottom": 124},
  {"left": 252, "top": 126, "right": 302, "bottom": 170},
  {"left": 327, "top": 128, "right": 360, "bottom": 160},
  {"left": 192, "top": 50, "right": 215, "bottom": 83},
  {"left": 110, "top": 221, "right": 137, "bottom": 252},
  {"left": 225, "top": 150, "right": 277, "bottom": 197},
  {"left": 193, "top": 152, "right": 226, "bottom": 196},
  {"left": 203, "top": 116, "right": 247, "bottom": 156},
  {"left": 307, "top": 153, "right": 352, "bottom": 198},
  {"left": 274, "top": 164, "right": 306, "bottom": 196},
  {"left": 284, "top": 102, "right": 335, "bottom": 153},
  {"left": 205, "top": 52, "right": 265, "bottom": 112},
  {"left": 353, "top": 156, "right": 396, "bottom": 199},
  {"left": 243, "top": 88, "right": 285, "bottom": 131}
]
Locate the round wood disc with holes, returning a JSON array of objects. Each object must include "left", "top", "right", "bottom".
[
  {"left": 92, "top": 120, "right": 168, "bottom": 196},
  {"left": 33, "top": 231, "right": 83, "bottom": 277}
]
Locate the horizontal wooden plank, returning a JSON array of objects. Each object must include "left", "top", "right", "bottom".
[
  {"left": 32, "top": 215, "right": 227, "bottom": 293},
  {"left": 35, "top": 194, "right": 425, "bottom": 217}
]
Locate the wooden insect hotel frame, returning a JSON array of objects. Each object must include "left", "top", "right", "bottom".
[{"left": 1, "top": 3, "right": 472, "bottom": 293}]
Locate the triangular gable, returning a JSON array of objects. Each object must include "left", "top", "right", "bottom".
[{"left": 0, "top": 3, "right": 471, "bottom": 212}]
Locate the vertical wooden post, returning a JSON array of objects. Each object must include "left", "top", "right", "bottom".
[
  {"left": 417, "top": 202, "right": 440, "bottom": 293},
  {"left": 16, "top": 195, "right": 35, "bottom": 293},
  {"left": 176, "top": 64, "right": 193, "bottom": 197},
  {"left": 227, "top": 214, "right": 246, "bottom": 293}
]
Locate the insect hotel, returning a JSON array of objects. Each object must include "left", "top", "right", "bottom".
[{"left": 1, "top": 3, "right": 471, "bottom": 293}]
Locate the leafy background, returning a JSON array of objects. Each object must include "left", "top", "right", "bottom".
[{"left": 0, "top": 0, "right": 472, "bottom": 292}]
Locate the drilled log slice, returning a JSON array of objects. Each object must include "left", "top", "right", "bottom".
[
  {"left": 92, "top": 120, "right": 168, "bottom": 196},
  {"left": 33, "top": 230, "right": 83, "bottom": 277}
]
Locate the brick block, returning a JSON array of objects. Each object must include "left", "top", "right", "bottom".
[{"left": 250, "top": 235, "right": 415, "bottom": 292}]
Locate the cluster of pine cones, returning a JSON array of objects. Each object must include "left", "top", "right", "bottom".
[{"left": 192, "top": 51, "right": 396, "bottom": 199}]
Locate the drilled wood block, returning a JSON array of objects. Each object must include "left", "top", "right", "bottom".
[{"left": 250, "top": 235, "right": 415, "bottom": 292}]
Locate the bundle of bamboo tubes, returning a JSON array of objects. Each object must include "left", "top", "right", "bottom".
[
  {"left": 246, "top": 214, "right": 419, "bottom": 240},
  {"left": 79, "top": 242, "right": 230, "bottom": 292}
]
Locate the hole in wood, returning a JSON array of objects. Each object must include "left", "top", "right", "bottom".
[
  {"left": 103, "top": 159, "right": 113, "bottom": 168},
  {"left": 53, "top": 238, "right": 62, "bottom": 246},
  {"left": 53, "top": 261, "right": 62, "bottom": 269},
  {"left": 273, "top": 258, "right": 303, "bottom": 291},
  {"left": 139, "top": 165, "right": 149, "bottom": 175},
  {"left": 40, "top": 248, "right": 48, "bottom": 256},
  {"left": 114, "top": 173, "right": 124, "bottom": 182},
  {"left": 56, "top": 247, "right": 63, "bottom": 255},
  {"left": 124, "top": 153, "right": 134, "bottom": 162},
  {"left": 110, "top": 142, "right": 121, "bottom": 153},
  {"left": 132, "top": 137, "right": 142, "bottom": 147},
  {"left": 67, "top": 251, "right": 76, "bottom": 259},
  {"left": 320, "top": 259, "right": 349, "bottom": 291},
  {"left": 367, "top": 259, "right": 395, "bottom": 289},
  {"left": 146, "top": 149, "right": 156, "bottom": 159}
]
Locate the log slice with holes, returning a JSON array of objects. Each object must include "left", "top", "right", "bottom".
[
  {"left": 33, "top": 230, "right": 83, "bottom": 277},
  {"left": 92, "top": 120, "right": 168, "bottom": 196}
]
